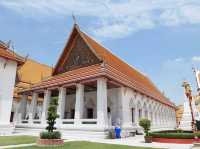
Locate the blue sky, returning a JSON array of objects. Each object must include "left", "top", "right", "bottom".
[{"left": 0, "top": 0, "right": 200, "bottom": 105}]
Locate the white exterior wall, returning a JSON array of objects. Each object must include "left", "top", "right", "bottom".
[
  {"left": 0, "top": 57, "right": 17, "bottom": 134},
  {"left": 119, "top": 87, "right": 176, "bottom": 131}
]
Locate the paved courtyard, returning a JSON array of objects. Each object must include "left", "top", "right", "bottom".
[{"left": 71, "top": 135, "right": 193, "bottom": 149}]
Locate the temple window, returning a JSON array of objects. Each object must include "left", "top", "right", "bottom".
[{"left": 131, "top": 108, "right": 135, "bottom": 123}]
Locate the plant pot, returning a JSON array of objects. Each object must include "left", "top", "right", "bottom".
[
  {"left": 144, "top": 136, "right": 152, "bottom": 143},
  {"left": 37, "top": 139, "right": 64, "bottom": 147}
]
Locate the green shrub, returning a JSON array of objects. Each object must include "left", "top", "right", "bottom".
[
  {"left": 40, "top": 131, "right": 61, "bottom": 139},
  {"left": 139, "top": 118, "right": 151, "bottom": 136},
  {"left": 149, "top": 132, "right": 200, "bottom": 139},
  {"left": 40, "top": 96, "right": 62, "bottom": 140},
  {"left": 46, "top": 97, "right": 59, "bottom": 133},
  {"left": 151, "top": 130, "right": 192, "bottom": 134}
]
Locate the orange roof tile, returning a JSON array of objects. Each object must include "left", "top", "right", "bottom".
[
  {"left": 23, "top": 64, "right": 103, "bottom": 91},
  {"left": 17, "top": 59, "right": 52, "bottom": 84},
  {"left": 14, "top": 58, "right": 52, "bottom": 101}
]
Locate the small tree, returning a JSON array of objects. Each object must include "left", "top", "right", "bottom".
[
  {"left": 139, "top": 118, "right": 151, "bottom": 136},
  {"left": 46, "top": 96, "right": 59, "bottom": 133}
]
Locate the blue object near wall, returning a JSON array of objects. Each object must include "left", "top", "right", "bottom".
[{"left": 115, "top": 126, "right": 121, "bottom": 139}]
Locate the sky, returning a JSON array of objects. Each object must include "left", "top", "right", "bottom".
[{"left": 0, "top": 0, "right": 200, "bottom": 105}]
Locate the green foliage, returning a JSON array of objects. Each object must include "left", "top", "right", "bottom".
[
  {"left": 139, "top": 118, "right": 151, "bottom": 136},
  {"left": 40, "top": 131, "right": 61, "bottom": 139},
  {"left": 152, "top": 130, "right": 192, "bottom": 133},
  {"left": 46, "top": 96, "right": 59, "bottom": 133},
  {"left": 149, "top": 131, "right": 200, "bottom": 139}
]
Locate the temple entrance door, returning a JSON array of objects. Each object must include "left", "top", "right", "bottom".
[{"left": 87, "top": 108, "right": 93, "bottom": 119}]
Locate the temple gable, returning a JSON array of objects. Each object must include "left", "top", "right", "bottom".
[{"left": 56, "top": 34, "right": 101, "bottom": 74}]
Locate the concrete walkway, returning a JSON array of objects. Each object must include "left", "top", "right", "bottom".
[
  {"left": 0, "top": 135, "right": 193, "bottom": 149},
  {"left": 63, "top": 135, "right": 193, "bottom": 149}
]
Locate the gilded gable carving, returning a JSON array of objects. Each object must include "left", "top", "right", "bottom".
[{"left": 57, "top": 34, "right": 101, "bottom": 74}]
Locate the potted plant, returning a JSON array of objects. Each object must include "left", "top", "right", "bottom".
[
  {"left": 139, "top": 118, "right": 152, "bottom": 143},
  {"left": 37, "top": 97, "right": 64, "bottom": 146}
]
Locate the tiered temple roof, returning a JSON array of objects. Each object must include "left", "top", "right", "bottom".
[{"left": 21, "top": 24, "right": 175, "bottom": 108}]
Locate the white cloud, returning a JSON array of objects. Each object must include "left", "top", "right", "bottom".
[
  {"left": 154, "top": 56, "right": 200, "bottom": 105},
  {"left": 192, "top": 56, "right": 200, "bottom": 62},
  {"left": 174, "top": 58, "right": 184, "bottom": 62},
  {"left": 1, "top": 0, "right": 200, "bottom": 39}
]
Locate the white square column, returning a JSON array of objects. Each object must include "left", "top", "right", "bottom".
[
  {"left": 29, "top": 92, "right": 38, "bottom": 123},
  {"left": 14, "top": 94, "right": 28, "bottom": 124},
  {"left": 41, "top": 90, "right": 51, "bottom": 124},
  {"left": 74, "top": 84, "right": 84, "bottom": 125},
  {"left": 120, "top": 87, "right": 131, "bottom": 128},
  {"left": 97, "top": 78, "right": 108, "bottom": 129},
  {"left": 57, "top": 87, "right": 66, "bottom": 126},
  {"left": 20, "top": 94, "right": 28, "bottom": 120},
  {"left": 13, "top": 101, "right": 20, "bottom": 124}
]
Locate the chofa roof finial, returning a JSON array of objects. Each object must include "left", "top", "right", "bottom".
[{"left": 72, "top": 13, "right": 77, "bottom": 25}]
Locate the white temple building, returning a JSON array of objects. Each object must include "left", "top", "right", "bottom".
[
  {"left": 0, "top": 41, "right": 24, "bottom": 135},
  {"left": 13, "top": 24, "right": 177, "bottom": 138}
]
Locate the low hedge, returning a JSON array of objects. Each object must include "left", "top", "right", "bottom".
[
  {"left": 149, "top": 132, "right": 200, "bottom": 139},
  {"left": 152, "top": 130, "right": 193, "bottom": 133},
  {"left": 40, "top": 131, "right": 61, "bottom": 139}
]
